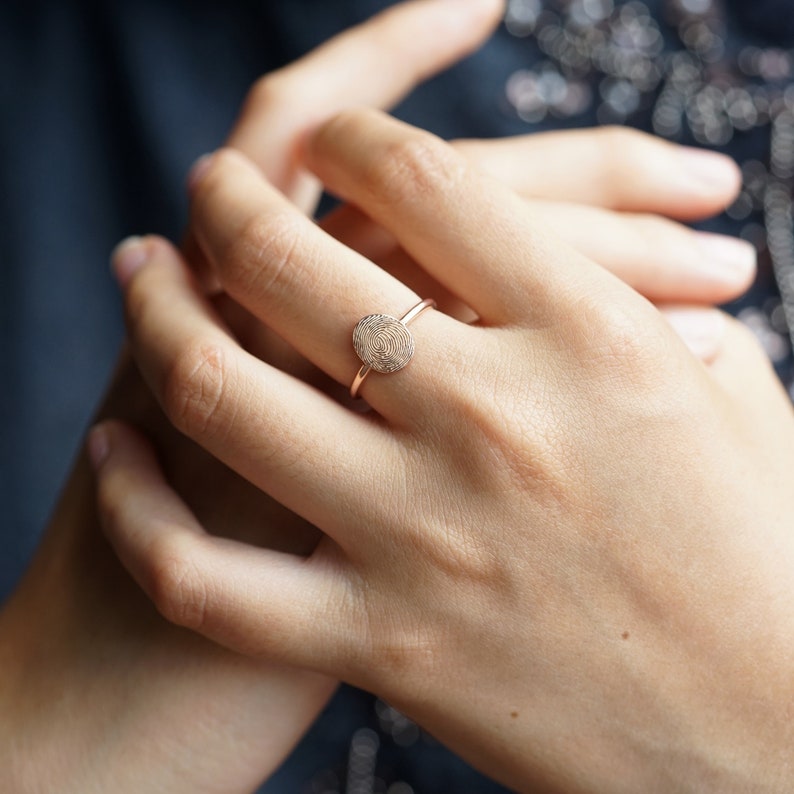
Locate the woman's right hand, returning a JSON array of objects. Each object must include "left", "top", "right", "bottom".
[
  {"left": 100, "top": 110, "right": 794, "bottom": 794},
  {"left": 75, "top": 8, "right": 757, "bottom": 793}
]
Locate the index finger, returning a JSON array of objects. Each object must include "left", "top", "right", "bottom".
[
  {"left": 228, "top": 0, "right": 504, "bottom": 201},
  {"left": 187, "top": 0, "right": 503, "bottom": 287}
]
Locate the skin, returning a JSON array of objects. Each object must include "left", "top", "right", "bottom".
[
  {"left": 94, "top": 110, "right": 794, "bottom": 793},
  {"left": 0, "top": 0, "right": 758, "bottom": 791}
]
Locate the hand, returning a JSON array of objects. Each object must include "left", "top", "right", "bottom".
[
  {"left": 0, "top": 2, "right": 505, "bottom": 792},
  {"left": 99, "top": 109, "right": 794, "bottom": 793}
]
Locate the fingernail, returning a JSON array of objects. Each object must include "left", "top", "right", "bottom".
[
  {"left": 664, "top": 308, "right": 726, "bottom": 362},
  {"left": 187, "top": 153, "right": 214, "bottom": 192},
  {"left": 111, "top": 236, "right": 150, "bottom": 287},
  {"left": 695, "top": 232, "right": 757, "bottom": 284},
  {"left": 87, "top": 424, "right": 111, "bottom": 470},
  {"left": 678, "top": 147, "right": 740, "bottom": 193}
]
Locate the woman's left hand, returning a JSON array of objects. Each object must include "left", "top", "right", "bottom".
[
  {"left": 0, "top": 5, "right": 510, "bottom": 792},
  {"left": 96, "top": 110, "right": 794, "bottom": 794}
]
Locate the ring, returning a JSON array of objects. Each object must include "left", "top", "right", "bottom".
[{"left": 350, "top": 298, "right": 436, "bottom": 398}]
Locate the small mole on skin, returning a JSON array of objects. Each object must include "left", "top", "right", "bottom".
[
  {"left": 510, "top": 711, "right": 519, "bottom": 719},
  {"left": 622, "top": 631, "right": 630, "bottom": 640}
]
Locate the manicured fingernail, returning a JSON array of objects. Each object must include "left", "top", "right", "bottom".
[
  {"left": 678, "top": 147, "right": 740, "bottom": 193},
  {"left": 111, "top": 236, "right": 149, "bottom": 287},
  {"left": 695, "top": 232, "right": 757, "bottom": 283},
  {"left": 664, "top": 308, "right": 726, "bottom": 362},
  {"left": 187, "top": 153, "right": 214, "bottom": 192},
  {"left": 87, "top": 424, "right": 111, "bottom": 470}
]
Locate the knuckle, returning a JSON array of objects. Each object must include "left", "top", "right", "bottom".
[
  {"left": 374, "top": 135, "right": 465, "bottom": 206},
  {"left": 223, "top": 211, "right": 306, "bottom": 299},
  {"left": 418, "top": 339, "right": 564, "bottom": 494},
  {"left": 597, "top": 124, "right": 649, "bottom": 155},
  {"left": 724, "top": 314, "right": 774, "bottom": 363},
  {"left": 95, "top": 466, "right": 126, "bottom": 532},
  {"left": 405, "top": 492, "right": 506, "bottom": 586},
  {"left": 163, "top": 340, "right": 233, "bottom": 441},
  {"left": 244, "top": 70, "right": 293, "bottom": 115},
  {"left": 190, "top": 147, "right": 245, "bottom": 224},
  {"left": 632, "top": 213, "right": 681, "bottom": 245},
  {"left": 318, "top": 108, "right": 467, "bottom": 205},
  {"left": 585, "top": 298, "right": 668, "bottom": 382},
  {"left": 595, "top": 126, "right": 657, "bottom": 197},
  {"left": 316, "top": 110, "right": 467, "bottom": 206},
  {"left": 210, "top": 146, "right": 245, "bottom": 175},
  {"left": 123, "top": 266, "right": 155, "bottom": 335},
  {"left": 609, "top": 213, "right": 676, "bottom": 267},
  {"left": 147, "top": 535, "right": 209, "bottom": 631}
]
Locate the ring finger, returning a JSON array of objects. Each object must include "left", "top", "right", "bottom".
[
  {"left": 113, "top": 235, "right": 394, "bottom": 539},
  {"left": 188, "top": 147, "right": 478, "bottom": 413}
]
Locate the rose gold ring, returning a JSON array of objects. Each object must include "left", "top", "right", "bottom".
[{"left": 350, "top": 298, "right": 436, "bottom": 399}]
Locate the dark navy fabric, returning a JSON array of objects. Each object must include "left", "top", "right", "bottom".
[
  {"left": 0, "top": 1, "right": 526, "bottom": 603},
  {"left": 1, "top": 1, "right": 790, "bottom": 792},
  {"left": 726, "top": 0, "right": 794, "bottom": 45}
]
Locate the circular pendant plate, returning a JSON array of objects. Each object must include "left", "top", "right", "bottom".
[{"left": 353, "top": 314, "right": 415, "bottom": 374}]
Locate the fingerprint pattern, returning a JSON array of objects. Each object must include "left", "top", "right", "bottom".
[{"left": 352, "top": 313, "right": 415, "bottom": 374}]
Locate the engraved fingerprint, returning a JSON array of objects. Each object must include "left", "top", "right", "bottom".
[{"left": 352, "top": 313, "right": 415, "bottom": 374}]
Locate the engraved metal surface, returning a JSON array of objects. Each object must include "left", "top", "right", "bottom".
[{"left": 352, "top": 313, "right": 415, "bottom": 374}]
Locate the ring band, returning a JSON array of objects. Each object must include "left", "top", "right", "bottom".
[{"left": 350, "top": 298, "right": 436, "bottom": 398}]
